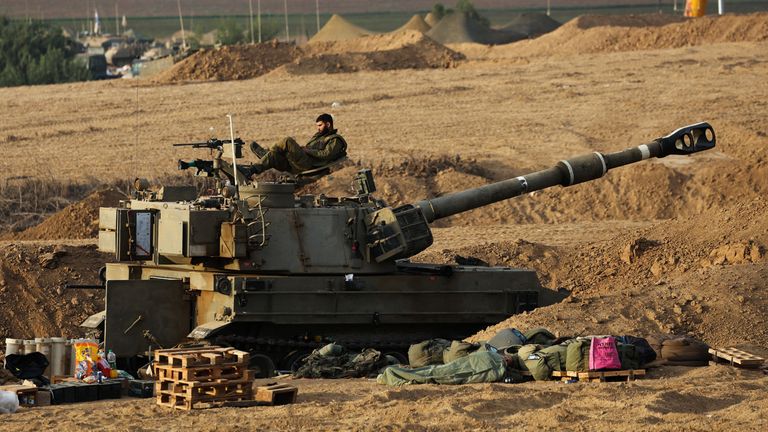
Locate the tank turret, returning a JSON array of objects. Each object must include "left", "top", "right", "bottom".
[{"left": 91, "top": 122, "right": 714, "bottom": 374}]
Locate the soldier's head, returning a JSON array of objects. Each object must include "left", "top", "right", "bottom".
[{"left": 316, "top": 113, "right": 334, "bottom": 134}]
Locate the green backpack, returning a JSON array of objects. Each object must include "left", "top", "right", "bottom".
[
  {"left": 617, "top": 343, "right": 641, "bottom": 370},
  {"left": 565, "top": 338, "right": 591, "bottom": 372},
  {"left": 519, "top": 344, "right": 560, "bottom": 381}
]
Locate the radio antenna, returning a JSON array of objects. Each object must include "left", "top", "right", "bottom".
[
  {"left": 135, "top": 79, "right": 139, "bottom": 149},
  {"left": 227, "top": 114, "right": 239, "bottom": 192}
]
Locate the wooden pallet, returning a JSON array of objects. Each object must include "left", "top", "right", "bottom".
[
  {"left": 154, "top": 363, "right": 249, "bottom": 382},
  {"left": 156, "top": 387, "right": 253, "bottom": 411},
  {"left": 153, "top": 346, "right": 256, "bottom": 410},
  {"left": 254, "top": 383, "right": 298, "bottom": 406},
  {"left": 552, "top": 369, "right": 645, "bottom": 382},
  {"left": 154, "top": 346, "right": 249, "bottom": 368},
  {"left": 709, "top": 347, "right": 765, "bottom": 368}
]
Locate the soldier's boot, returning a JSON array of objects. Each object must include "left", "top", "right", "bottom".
[
  {"left": 249, "top": 141, "right": 268, "bottom": 159},
  {"left": 241, "top": 164, "right": 265, "bottom": 180}
]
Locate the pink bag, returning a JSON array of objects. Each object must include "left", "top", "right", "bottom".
[{"left": 589, "top": 337, "right": 622, "bottom": 370}]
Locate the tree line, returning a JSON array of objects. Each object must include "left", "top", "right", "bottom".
[{"left": 0, "top": 17, "right": 89, "bottom": 87}]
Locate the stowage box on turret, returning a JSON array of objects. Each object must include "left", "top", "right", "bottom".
[{"left": 87, "top": 122, "right": 715, "bottom": 375}]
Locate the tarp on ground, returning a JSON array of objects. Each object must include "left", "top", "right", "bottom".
[
  {"left": 497, "top": 13, "right": 561, "bottom": 38},
  {"left": 427, "top": 12, "right": 525, "bottom": 45},
  {"left": 393, "top": 14, "right": 432, "bottom": 34},
  {"left": 309, "top": 14, "right": 374, "bottom": 43}
]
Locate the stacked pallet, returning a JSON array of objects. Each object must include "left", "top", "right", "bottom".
[{"left": 153, "top": 346, "right": 253, "bottom": 410}]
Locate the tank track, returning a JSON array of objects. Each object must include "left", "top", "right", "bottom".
[{"left": 211, "top": 334, "right": 411, "bottom": 373}]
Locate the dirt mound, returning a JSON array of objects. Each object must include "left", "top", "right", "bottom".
[
  {"left": 416, "top": 196, "right": 768, "bottom": 348},
  {"left": 492, "top": 12, "right": 768, "bottom": 57},
  {"left": 300, "top": 155, "right": 486, "bottom": 205},
  {"left": 427, "top": 12, "right": 525, "bottom": 45},
  {"left": 424, "top": 12, "right": 440, "bottom": 27},
  {"left": 3, "top": 188, "right": 125, "bottom": 241},
  {"left": 393, "top": 14, "right": 432, "bottom": 33},
  {"left": 153, "top": 42, "right": 300, "bottom": 83},
  {"left": 497, "top": 13, "right": 561, "bottom": 38},
  {"left": 272, "top": 31, "right": 463, "bottom": 76},
  {"left": 309, "top": 14, "right": 374, "bottom": 43},
  {"left": 0, "top": 244, "right": 107, "bottom": 339}
]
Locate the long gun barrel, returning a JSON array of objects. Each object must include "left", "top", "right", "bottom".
[
  {"left": 173, "top": 138, "right": 244, "bottom": 149},
  {"left": 416, "top": 122, "right": 715, "bottom": 223}
]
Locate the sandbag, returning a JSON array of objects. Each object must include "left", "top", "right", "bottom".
[
  {"left": 661, "top": 337, "right": 709, "bottom": 365},
  {"left": 589, "top": 337, "right": 621, "bottom": 371},
  {"left": 523, "top": 328, "right": 556, "bottom": 345},
  {"left": 645, "top": 334, "right": 676, "bottom": 358},
  {"left": 408, "top": 339, "right": 451, "bottom": 367},
  {"left": 566, "top": 339, "right": 591, "bottom": 372},
  {"left": 443, "top": 340, "right": 481, "bottom": 364}
]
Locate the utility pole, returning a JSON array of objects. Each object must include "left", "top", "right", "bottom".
[
  {"left": 258, "top": 0, "right": 262, "bottom": 43},
  {"left": 284, "top": 0, "right": 290, "bottom": 42},
  {"left": 115, "top": 3, "right": 119, "bottom": 35},
  {"left": 176, "top": 0, "right": 186, "bottom": 49},
  {"left": 718, "top": 0, "right": 725, "bottom": 14},
  {"left": 316, "top": 0, "right": 320, "bottom": 33},
  {"left": 249, "top": 0, "right": 255, "bottom": 44},
  {"left": 546, "top": 0, "right": 551, "bottom": 17}
]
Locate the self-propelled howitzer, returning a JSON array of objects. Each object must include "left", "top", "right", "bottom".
[{"left": 91, "top": 122, "right": 714, "bottom": 374}]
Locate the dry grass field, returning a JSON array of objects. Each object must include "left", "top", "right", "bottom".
[{"left": 1, "top": 12, "right": 767, "bottom": 431}]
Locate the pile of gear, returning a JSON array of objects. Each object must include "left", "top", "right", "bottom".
[
  {"left": 377, "top": 328, "right": 711, "bottom": 386},
  {"left": 293, "top": 344, "right": 396, "bottom": 379},
  {"left": 290, "top": 328, "right": 711, "bottom": 386}
]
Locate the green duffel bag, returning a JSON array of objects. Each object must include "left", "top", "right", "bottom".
[
  {"left": 408, "top": 338, "right": 451, "bottom": 367},
  {"left": 524, "top": 328, "right": 557, "bottom": 346},
  {"left": 566, "top": 338, "right": 591, "bottom": 372},
  {"left": 517, "top": 344, "right": 541, "bottom": 360},
  {"left": 539, "top": 344, "right": 568, "bottom": 371},
  {"left": 617, "top": 343, "right": 642, "bottom": 370},
  {"left": 521, "top": 348, "right": 557, "bottom": 381},
  {"left": 443, "top": 340, "right": 482, "bottom": 364}
]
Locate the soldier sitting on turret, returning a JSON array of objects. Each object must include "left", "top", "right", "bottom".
[{"left": 245, "top": 113, "right": 347, "bottom": 178}]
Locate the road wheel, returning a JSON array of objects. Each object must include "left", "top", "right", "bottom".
[{"left": 248, "top": 353, "right": 276, "bottom": 378}]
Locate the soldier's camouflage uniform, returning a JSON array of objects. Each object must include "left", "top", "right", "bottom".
[{"left": 260, "top": 129, "right": 347, "bottom": 174}]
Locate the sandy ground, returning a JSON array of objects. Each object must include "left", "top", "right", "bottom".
[
  {"left": 1, "top": 15, "right": 767, "bottom": 430},
  {"left": 4, "top": 367, "right": 768, "bottom": 431}
]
